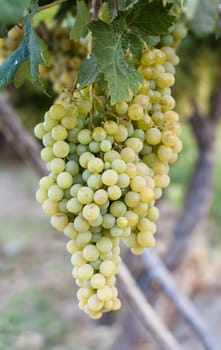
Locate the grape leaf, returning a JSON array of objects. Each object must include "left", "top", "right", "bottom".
[
  {"left": 0, "top": 0, "right": 31, "bottom": 37},
  {"left": 78, "top": 56, "right": 99, "bottom": 89},
  {"left": 70, "top": 0, "right": 91, "bottom": 40},
  {"left": 14, "top": 60, "right": 31, "bottom": 88},
  {"left": 122, "top": 32, "right": 143, "bottom": 59},
  {"left": 89, "top": 20, "right": 143, "bottom": 104},
  {"left": 162, "top": 0, "right": 183, "bottom": 8},
  {"left": 126, "top": 0, "right": 175, "bottom": 36},
  {"left": 189, "top": 0, "right": 220, "bottom": 37},
  {"left": 0, "top": 5, "right": 50, "bottom": 89}
]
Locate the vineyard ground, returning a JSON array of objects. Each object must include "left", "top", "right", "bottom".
[{"left": 0, "top": 160, "right": 221, "bottom": 350}]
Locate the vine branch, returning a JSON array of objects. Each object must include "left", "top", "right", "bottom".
[
  {"left": 141, "top": 250, "right": 219, "bottom": 350},
  {"left": 92, "top": 0, "right": 102, "bottom": 20},
  {"left": 38, "top": 0, "right": 69, "bottom": 12},
  {"left": 118, "top": 263, "right": 181, "bottom": 350}
]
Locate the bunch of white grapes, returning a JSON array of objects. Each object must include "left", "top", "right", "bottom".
[
  {"left": 34, "top": 21, "right": 187, "bottom": 318},
  {"left": 39, "top": 27, "right": 88, "bottom": 94},
  {"left": 0, "top": 26, "right": 23, "bottom": 64}
]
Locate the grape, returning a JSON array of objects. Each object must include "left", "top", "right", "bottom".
[
  {"left": 115, "top": 101, "right": 128, "bottom": 114},
  {"left": 83, "top": 245, "right": 99, "bottom": 261},
  {"left": 97, "top": 286, "right": 113, "bottom": 301},
  {"left": 77, "top": 98, "right": 92, "bottom": 115},
  {"left": 57, "top": 172, "right": 73, "bottom": 189},
  {"left": 48, "top": 185, "right": 64, "bottom": 201},
  {"left": 102, "top": 214, "right": 116, "bottom": 229},
  {"left": 87, "top": 174, "right": 102, "bottom": 190},
  {"left": 78, "top": 264, "right": 94, "bottom": 280},
  {"left": 102, "top": 169, "right": 118, "bottom": 186},
  {"left": 96, "top": 237, "right": 113, "bottom": 253},
  {"left": 51, "top": 125, "right": 68, "bottom": 141},
  {"left": 64, "top": 223, "right": 77, "bottom": 239},
  {"left": 74, "top": 216, "right": 90, "bottom": 232},
  {"left": 130, "top": 176, "right": 146, "bottom": 192},
  {"left": 88, "top": 158, "right": 104, "bottom": 173},
  {"left": 120, "top": 148, "right": 136, "bottom": 163},
  {"left": 91, "top": 274, "right": 106, "bottom": 289},
  {"left": 53, "top": 141, "right": 69, "bottom": 158},
  {"left": 100, "top": 140, "right": 112, "bottom": 152},
  {"left": 128, "top": 104, "right": 144, "bottom": 121},
  {"left": 50, "top": 104, "right": 66, "bottom": 120},
  {"left": 83, "top": 203, "right": 100, "bottom": 221},
  {"left": 51, "top": 213, "right": 68, "bottom": 231},
  {"left": 41, "top": 147, "right": 54, "bottom": 162},
  {"left": 104, "top": 120, "right": 119, "bottom": 135},
  {"left": 124, "top": 191, "right": 140, "bottom": 208},
  {"left": 99, "top": 260, "right": 116, "bottom": 277},
  {"left": 34, "top": 123, "right": 46, "bottom": 139},
  {"left": 114, "top": 125, "right": 128, "bottom": 142},
  {"left": 77, "top": 187, "right": 94, "bottom": 204},
  {"left": 137, "top": 232, "right": 156, "bottom": 248},
  {"left": 107, "top": 185, "right": 122, "bottom": 200},
  {"left": 77, "top": 129, "right": 92, "bottom": 145},
  {"left": 36, "top": 189, "right": 47, "bottom": 204}
]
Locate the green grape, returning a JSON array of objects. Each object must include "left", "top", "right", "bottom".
[
  {"left": 128, "top": 104, "right": 144, "bottom": 121},
  {"left": 104, "top": 120, "right": 119, "bottom": 135},
  {"left": 34, "top": 123, "right": 46, "bottom": 139},
  {"left": 83, "top": 203, "right": 100, "bottom": 221},
  {"left": 48, "top": 184, "right": 64, "bottom": 201},
  {"left": 57, "top": 172, "right": 73, "bottom": 189},
  {"left": 102, "top": 170, "right": 118, "bottom": 186},
  {"left": 94, "top": 189, "right": 108, "bottom": 205},
  {"left": 88, "top": 158, "right": 104, "bottom": 173},
  {"left": 50, "top": 104, "right": 66, "bottom": 120},
  {"left": 53, "top": 141, "right": 69, "bottom": 158},
  {"left": 78, "top": 129, "right": 92, "bottom": 145},
  {"left": 51, "top": 125, "right": 68, "bottom": 141}
]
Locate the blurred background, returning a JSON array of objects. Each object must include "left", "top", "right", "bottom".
[{"left": 1, "top": 15, "right": 221, "bottom": 350}]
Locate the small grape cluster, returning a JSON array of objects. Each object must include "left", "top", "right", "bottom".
[
  {"left": 0, "top": 26, "right": 23, "bottom": 64},
  {"left": 34, "top": 34, "right": 183, "bottom": 318},
  {"left": 40, "top": 27, "right": 88, "bottom": 94}
]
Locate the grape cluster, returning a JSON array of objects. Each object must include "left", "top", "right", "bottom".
[
  {"left": 39, "top": 27, "right": 88, "bottom": 94},
  {"left": 34, "top": 26, "right": 184, "bottom": 318},
  {"left": 0, "top": 26, "right": 23, "bottom": 64}
]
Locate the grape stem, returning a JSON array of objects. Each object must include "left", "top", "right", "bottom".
[
  {"left": 38, "top": 0, "right": 69, "bottom": 11},
  {"left": 89, "top": 85, "right": 95, "bottom": 128},
  {"left": 114, "top": 0, "right": 119, "bottom": 13},
  {"left": 69, "top": 77, "right": 78, "bottom": 103},
  {"left": 92, "top": 0, "right": 102, "bottom": 20}
]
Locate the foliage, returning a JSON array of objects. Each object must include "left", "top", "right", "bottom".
[{"left": 0, "top": 0, "right": 219, "bottom": 103}]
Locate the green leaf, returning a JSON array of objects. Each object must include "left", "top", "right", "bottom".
[
  {"left": 0, "top": 4, "right": 49, "bottom": 89},
  {"left": 14, "top": 60, "right": 31, "bottom": 88},
  {"left": 89, "top": 20, "right": 143, "bottom": 104},
  {"left": 78, "top": 56, "right": 99, "bottom": 89},
  {"left": 122, "top": 32, "right": 143, "bottom": 59},
  {"left": 0, "top": 0, "right": 30, "bottom": 38},
  {"left": 189, "top": 0, "right": 220, "bottom": 37},
  {"left": 70, "top": 0, "right": 91, "bottom": 40},
  {"left": 126, "top": 0, "right": 175, "bottom": 36}
]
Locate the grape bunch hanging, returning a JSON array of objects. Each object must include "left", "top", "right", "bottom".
[{"left": 34, "top": 20, "right": 186, "bottom": 319}]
